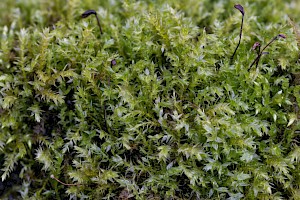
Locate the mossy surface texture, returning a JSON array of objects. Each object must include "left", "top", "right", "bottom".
[{"left": 1, "top": 0, "right": 300, "bottom": 199}]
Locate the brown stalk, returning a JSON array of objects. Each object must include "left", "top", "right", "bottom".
[
  {"left": 231, "top": 4, "right": 245, "bottom": 62},
  {"left": 249, "top": 34, "right": 286, "bottom": 70},
  {"left": 81, "top": 10, "right": 103, "bottom": 35}
]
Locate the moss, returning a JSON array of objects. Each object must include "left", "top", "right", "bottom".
[{"left": 1, "top": 0, "right": 300, "bottom": 199}]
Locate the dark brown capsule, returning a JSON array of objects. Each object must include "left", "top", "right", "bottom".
[
  {"left": 82, "top": 10, "right": 97, "bottom": 18},
  {"left": 111, "top": 59, "right": 117, "bottom": 66},
  {"left": 278, "top": 34, "right": 286, "bottom": 39},
  {"left": 234, "top": 4, "right": 244, "bottom": 16},
  {"left": 252, "top": 42, "right": 261, "bottom": 50}
]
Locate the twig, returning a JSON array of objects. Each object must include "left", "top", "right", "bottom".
[{"left": 50, "top": 174, "right": 83, "bottom": 186}]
